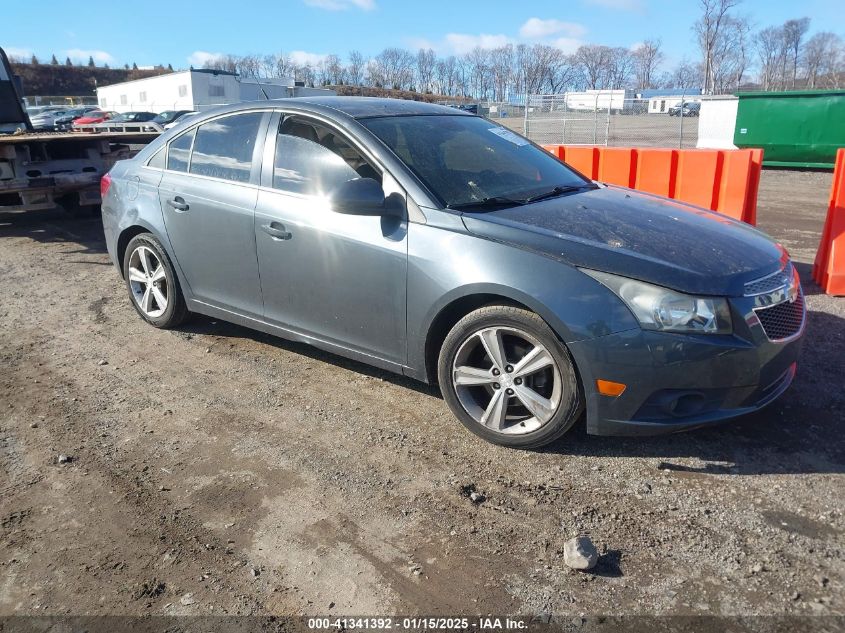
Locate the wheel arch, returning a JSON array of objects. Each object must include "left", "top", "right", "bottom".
[
  {"left": 116, "top": 224, "right": 154, "bottom": 277},
  {"left": 421, "top": 285, "right": 575, "bottom": 386}
]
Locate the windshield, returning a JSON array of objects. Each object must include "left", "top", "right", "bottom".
[{"left": 361, "top": 115, "right": 591, "bottom": 209}]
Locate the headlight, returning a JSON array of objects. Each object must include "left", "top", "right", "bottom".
[{"left": 582, "top": 269, "right": 732, "bottom": 334}]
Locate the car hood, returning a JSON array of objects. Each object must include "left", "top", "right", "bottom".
[{"left": 460, "top": 185, "right": 783, "bottom": 297}]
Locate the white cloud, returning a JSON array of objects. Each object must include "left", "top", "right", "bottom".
[
  {"left": 65, "top": 48, "right": 114, "bottom": 64},
  {"left": 289, "top": 50, "right": 330, "bottom": 67},
  {"left": 442, "top": 33, "right": 514, "bottom": 55},
  {"left": 5, "top": 46, "right": 33, "bottom": 60},
  {"left": 519, "top": 18, "right": 586, "bottom": 40},
  {"left": 550, "top": 37, "right": 583, "bottom": 54},
  {"left": 410, "top": 20, "right": 588, "bottom": 57},
  {"left": 584, "top": 0, "right": 643, "bottom": 10},
  {"left": 187, "top": 50, "right": 225, "bottom": 67},
  {"left": 303, "top": 0, "right": 375, "bottom": 10}
]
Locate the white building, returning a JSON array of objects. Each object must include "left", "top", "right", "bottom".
[
  {"left": 96, "top": 69, "right": 335, "bottom": 113},
  {"left": 565, "top": 90, "right": 632, "bottom": 112}
]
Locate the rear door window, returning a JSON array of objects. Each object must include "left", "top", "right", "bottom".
[
  {"left": 166, "top": 128, "right": 195, "bottom": 172},
  {"left": 189, "top": 112, "right": 264, "bottom": 183}
]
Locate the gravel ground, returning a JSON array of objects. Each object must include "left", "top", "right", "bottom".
[{"left": 0, "top": 169, "right": 842, "bottom": 619}]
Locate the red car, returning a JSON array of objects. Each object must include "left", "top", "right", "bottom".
[{"left": 72, "top": 111, "right": 114, "bottom": 127}]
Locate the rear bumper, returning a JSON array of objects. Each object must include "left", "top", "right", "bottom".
[{"left": 567, "top": 298, "right": 804, "bottom": 436}]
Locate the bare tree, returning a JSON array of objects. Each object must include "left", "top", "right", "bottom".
[
  {"left": 632, "top": 39, "right": 664, "bottom": 90},
  {"left": 434, "top": 56, "right": 458, "bottom": 96},
  {"left": 756, "top": 26, "right": 784, "bottom": 90},
  {"left": 416, "top": 48, "right": 436, "bottom": 93},
  {"left": 710, "top": 15, "right": 751, "bottom": 92},
  {"left": 606, "top": 47, "right": 635, "bottom": 89},
  {"left": 804, "top": 32, "right": 842, "bottom": 88},
  {"left": 489, "top": 45, "right": 514, "bottom": 101},
  {"left": 346, "top": 50, "right": 366, "bottom": 86},
  {"left": 372, "top": 48, "right": 415, "bottom": 90},
  {"left": 782, "top": 17, "right": 810, "bottom": 88},
  {"left": 575, "top": 44, "right": 612, "bottom": 89},
  {"left": 694, "top": 0, "right": 740, "bottom": 94},
  {"left": 670, "top": 60, "right": 701, "bottom": 89}
]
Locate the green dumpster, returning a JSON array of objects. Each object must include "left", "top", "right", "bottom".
[{"left": 734, "top": 90, "right": 845, "bottom": 169}]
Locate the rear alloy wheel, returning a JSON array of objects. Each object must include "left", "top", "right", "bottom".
[
  {"left": 123, "top": 234, "right": 189, "bottom": 328},
  {"left": 438, "top": 306, "right": 582, "bottom": 448}
]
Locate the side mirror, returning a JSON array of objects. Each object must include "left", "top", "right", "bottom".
[{"left": 330, "top": 177, "right": 385, "bottom": 216}]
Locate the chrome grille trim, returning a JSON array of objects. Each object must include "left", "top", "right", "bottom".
[
  {"left": 753, "top": 289, "right": 806, "bottom": 342},
  {"left": 744, "top": 263, "right": 793, "bottom": 297}
]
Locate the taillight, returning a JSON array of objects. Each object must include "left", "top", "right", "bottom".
[{"left": 100, "top": 173, "right": 112, "bottom": 199}]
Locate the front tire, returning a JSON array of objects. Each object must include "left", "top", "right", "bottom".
[
  {"left": 122, "top": 233, "right": 189, "bottom": 328},
  {"left": 437, "top": 306, "right": 583, "bottom": 449}
]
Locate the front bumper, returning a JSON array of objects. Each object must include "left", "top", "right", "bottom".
[{"left": 568, "top": 292, "right": 805, "bottom": 436}]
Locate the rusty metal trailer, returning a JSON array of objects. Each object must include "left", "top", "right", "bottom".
[{"left": 0, "top": 47, "right": 159, "bottom": 215}]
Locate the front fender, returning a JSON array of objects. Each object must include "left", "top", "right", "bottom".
[{"left": 406, "top": 220, "right": 638, "bottom": 379}]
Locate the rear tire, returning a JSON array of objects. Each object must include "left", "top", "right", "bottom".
[
  {"left": 122, "top": 233, "right": 189, "bottom": 329},
  {"left": 437, "top": 305, "right": 583, "bottom": 449}
]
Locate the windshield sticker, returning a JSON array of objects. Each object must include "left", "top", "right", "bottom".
[{"left": 488, "top": 127, "right": 530, "bottom": 146}]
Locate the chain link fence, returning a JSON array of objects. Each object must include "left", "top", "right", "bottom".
[{"left": 515, "top": 93, "right": 700, "bottom": 149}]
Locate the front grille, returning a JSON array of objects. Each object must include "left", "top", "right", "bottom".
[
  {"left": 755, "top": 291, "right": 805, "bottom": 341},
  {"left": 744, "top": 263, "right": 793, "bottom": 296}
]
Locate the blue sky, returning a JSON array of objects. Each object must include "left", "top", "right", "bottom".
[{"left": 3, "top": 0, "right": 842, "bottom": 71}]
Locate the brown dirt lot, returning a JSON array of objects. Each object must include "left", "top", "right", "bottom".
[{"left": 0, "top": 170, "right": 843, "bottom": 619}]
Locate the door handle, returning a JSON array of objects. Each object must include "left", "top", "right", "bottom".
[
  {"left": 167, "top": 196, "right": 189, "bottom": 211},
  {"left": 261, "top": 222, "right": 292, "bottom": 241}
]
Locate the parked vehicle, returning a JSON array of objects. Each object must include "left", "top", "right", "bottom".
[
  {"left": 110, "top": 111, "right": 158, "bottom": 123},
  {"left": 53, "top": 106, "right": 100, "bottom": 130},
  {"left": 25, "top": 105, "right": 66, "bottom": 118},
  {"left": 102, "top": 98, "right": 805, "bottom": 448},
  {"left": 163, "top": 111, "right": 199, "bottom": 130},
  {"left": 72, "top": 110, "right": 114, "bottom": 127},
  {"left": 28, "top": 108, "right": 70, "bottom": 130},
  {"left": 669, "top": 102, "right": 701, "bottom": 117},
  {"left": 152, "top": 110, "right": 194, "bottom": 126}
]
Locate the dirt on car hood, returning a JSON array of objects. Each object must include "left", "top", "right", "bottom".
[{"left": 461, "top": 185, "right": 785, "bottom": 297}]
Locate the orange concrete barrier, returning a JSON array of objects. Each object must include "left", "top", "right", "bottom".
[
  {"left": 635, "top": 149, "right": 676, "bottom": 198},
  {"left": 561, "top": 146, "right": 599, "bottom": 180},
  {"left": 598, "top": 148, "right": 637, "bottom": 188},
  {"left": 812, "top": 148, "right": 845, "bottom": 295},
  {"left": 544, "top": 145, "right": 762, "bottom": 225}
]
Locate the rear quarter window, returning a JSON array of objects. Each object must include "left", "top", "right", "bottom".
[
  {"left": 167, "top": 128, "right": 195, "bottom": 172},
  {"left": 147, "top": 147, "right": 165, "bottom": 169}
]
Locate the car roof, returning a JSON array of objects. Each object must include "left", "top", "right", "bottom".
[
  {"left": 195, "top": 97, "right": 474, "bottom": 121},
  {"left": 291, "top": 97, "right": 473, "bottom": 119}
]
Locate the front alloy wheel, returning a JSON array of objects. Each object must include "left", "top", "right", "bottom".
[
  {"left": 452, "top": 326, "right": 561, "bottom": 435},
  {"left": 438, "top": 306, "right": 582, "bottom": 448}
]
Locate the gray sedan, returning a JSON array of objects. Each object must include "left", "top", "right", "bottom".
[{"left": 101, "top": 98, "right": 804, "bottom": 448}]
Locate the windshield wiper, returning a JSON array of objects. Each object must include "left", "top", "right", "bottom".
[
  {"left": 522, "top": 184, "right": 594, "bottom": 204},
  {"left": 447, "top": 196, "right": 526, "bottom": 211}
]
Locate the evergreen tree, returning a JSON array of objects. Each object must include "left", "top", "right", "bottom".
[
  {"left": 30, "top": 54, "right": 39, "bottom": 65},
  {"left": 50, "top": 54, "right": 59, "bottom": 65},
  {"left": 167, "top": 63, "right": 173, "bottom": 71},
  {"left": 65, "top": 57, "right": 73, "bottom": 66},
  {"left": 87, "top": 55, "right": 95, "bottom": 67},
  {"left": 132, "top": 62, "right": 138, "bottom": 70}
]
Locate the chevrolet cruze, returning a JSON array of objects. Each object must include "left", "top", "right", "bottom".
[{"left": 101, "top": 98, "right": 805, "bottom": 448}]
